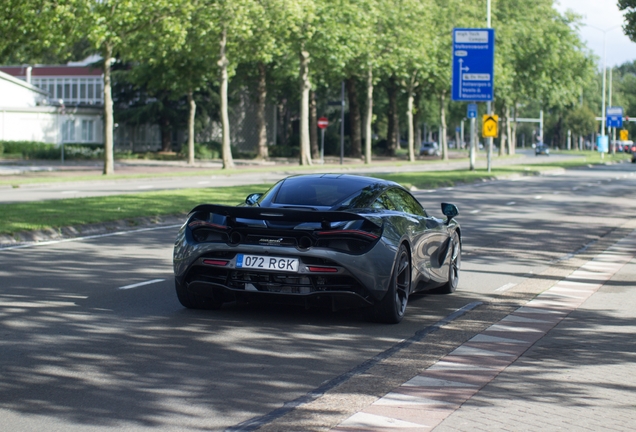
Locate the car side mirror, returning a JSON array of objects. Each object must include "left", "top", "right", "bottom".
[
  {"left": 441, "top": 203, "right": 459, "bottom": 222},
  {"left": 245, "top": 193, "right": 262, "bottom": 206}
]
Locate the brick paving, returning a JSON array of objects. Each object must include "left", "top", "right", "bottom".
[{"left": 332, "top": 230, "right": 636, "bottom": 432}]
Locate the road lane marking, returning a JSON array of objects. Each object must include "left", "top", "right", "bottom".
[
  {"left": 0, "top": 224, "right": 183, "bottom": 251},
  {"left": 61, "top": 190, "right": 80, "bottom": 194},
  {"left": 506, "top": 201, "right": 516, "bottom": 205},
  {"left": 534, "top": 195, "right": 542, "bottom": 199},
  {"left": 197, "top": 181, "right": 211, "bottom": 185},
  {"left": 495, "top": 282, "right": 516, "bottom": 292},
  {"left": 469, "top": 209, "right": 480, "bottom": 214},
  {"left": 118, "top": 279, "right": 165, "bottom": 290},
  {"left": 137, "top": 185, "right": 154, "bottom": 189}
]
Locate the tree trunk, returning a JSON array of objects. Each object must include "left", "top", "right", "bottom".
[
  {"left": 310, "top": 90, "right": 319, "bottom": 159},
  {"left": 346, "top": 77, "right": 362, "bottom": 158},
  {"left": 386, "top": 76, "right": 399, "bottom": 156},
  {"left": 406, "top": 84, "right": 415, "bottom": 162},
  {"left": 440, "top": 92, "right": 448, "bottom": 161},
  {"left": 160, "top": 116, "right": 172, "bottom": 152},
  {"left": 299, "top": 47, "right": 312, "bottom": 165},
  {"left": 102, "top": 42, "right": 114, "bottom": 175},
  {"left": 506, "top": 105, "right": 513, "bottom": 155},
  {"left": 187, "top": 90, "right": 196, "bottom": 165},
  {"left": 256, "top": 62, "right": 268, "bottom": 159},
  {"left": 219, "top": 28, "right": 234, "bottom": 169},
  {"left": 499, "top": 106, "right": 507, "bottom": 156},
  {"left": 364, "top": 65, "right": 373, "bottom": 164}
]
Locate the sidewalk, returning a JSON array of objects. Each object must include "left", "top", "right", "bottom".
[{"left": 332, "top": 229, "right": 636, "bottom": 431}]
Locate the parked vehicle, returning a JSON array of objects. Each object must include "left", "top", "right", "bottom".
[
  {"left": 419, "top": 141, "right": 440, "bottom": 156},
  {"left": 535, "top": 143, "right": 550, "bottom": 156}
]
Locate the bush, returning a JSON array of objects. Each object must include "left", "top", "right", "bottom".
[
  {"left": 0, "top": 141, "right": 3, "bottom": 156},
  {"left": 178, "top": 141, "right": 222, "bottom": 160},
  {"left": 62, "top": 143, "right": 104, "bottom": 160},
  {"left": 1, "top": 141, "right": 58, "bottom": 159},
  {"left": 0, "top": 141, "right": 107, "bottom": 160}
]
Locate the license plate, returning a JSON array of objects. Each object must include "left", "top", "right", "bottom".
[{"left": 236, "top": 254, "right": 299, "bottom": 272}]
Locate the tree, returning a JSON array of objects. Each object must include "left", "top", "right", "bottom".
[
  {"left": 0, "top": 0, "right": 79, "bottom": 64},
  {"left": 619, "top": 0, "right": 636, "bottom": 41},
  {"left": 80, "top": 0, "right": 187, "bottom": 175}
]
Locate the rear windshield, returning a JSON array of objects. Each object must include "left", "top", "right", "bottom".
[{"left": 274, "top": 176, "right": 374, "bottom": 207}]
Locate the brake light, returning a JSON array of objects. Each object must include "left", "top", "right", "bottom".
[
  {"left": 307, "top": 266, "right": 338, "bottom": 273},
  {"left": 189, "top": 221, "right": 228, "bottom": 230},
  {"left": 316, "top": 229, "right": 379, "bottom": 239},
  {"left": 203, "top": 259, "right": 229, "bottom": 266}
]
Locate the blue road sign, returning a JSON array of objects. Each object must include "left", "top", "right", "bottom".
[
  {"left": 452, "top": 28, "right": 495, "bottom": 102},
  {"left": 467, "top": 103, "right": 477, "bottom": 118},
  {"left": 606, "top": 106, "right": 623, "bottom": 128}
]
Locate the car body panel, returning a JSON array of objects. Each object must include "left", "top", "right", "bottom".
[{"left": 173, "top": 174, "right": 460, "bottom": 315}]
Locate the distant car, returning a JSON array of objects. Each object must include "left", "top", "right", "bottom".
[
  {"left": 632, "top": 143, "right": 636, "bottom": 163},
  {"left": 173, "top": 174, "right": 461, "bottom": 324},
  {"left": 535, "top": 143, "right": 550, "bottom": 156},
  {"left": 419, "top": 141, "right": 440, "bottom": 156}
]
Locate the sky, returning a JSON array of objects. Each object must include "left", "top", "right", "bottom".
[{"left": 554, "top": 0, "right": 636, "bottom": 67}]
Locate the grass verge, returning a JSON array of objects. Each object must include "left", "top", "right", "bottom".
[{"left": 0, "top": 151, "right": 630, "bottom": 236}]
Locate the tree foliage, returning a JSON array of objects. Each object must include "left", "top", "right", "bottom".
[{"left": 3, "top": 0, "right": 608, "bottom": 168}]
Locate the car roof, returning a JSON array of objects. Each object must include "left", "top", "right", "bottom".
[{"left": 282, "top": 173, "right": 397, "bottom": 187}]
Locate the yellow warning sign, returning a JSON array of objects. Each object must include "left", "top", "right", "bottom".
[
  {"left": 620, "top": 129, "right": 629, "bottom": 141},
  {"left": 482, "top": 115, "right": 499, "bottom": 138}
]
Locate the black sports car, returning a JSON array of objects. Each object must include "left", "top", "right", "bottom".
[{"left": 173, "top": 174, "right": 461, "bottom": 323}]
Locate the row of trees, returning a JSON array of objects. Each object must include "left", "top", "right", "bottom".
[{"left": 0, "top": 0, "right": 611, "bottom": 174}]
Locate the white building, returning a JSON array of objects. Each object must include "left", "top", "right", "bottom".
[{"left": 0, "top": 63, "right": 104, "bottom": 145}]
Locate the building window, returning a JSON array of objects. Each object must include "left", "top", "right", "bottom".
[
  {"left": 62, "top": 120, "right": 76, "bottom": 142},
  {"left": 81, "top": 120, "right": 94, "bottom": 142}
]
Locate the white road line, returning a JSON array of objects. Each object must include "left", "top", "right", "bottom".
[
  {"left": 534, "top": 195, "right": 542, "bottom": 199},
  {"left": 118, "top": 279, "right": 165, "bottom": 290},
  {"left": 506, "top": 201, "right": 516, "bottom": 206},
  {"left": 0, "top": 224, "right": 183, "bottom": 251},
  {"left": 469, "top": 209, "right": 480, "bottom": 214},
  {"left": 137, "top": 185, "right": 154, "bottom": 189},
  {"left": 495, "top": 282, "right": 516, "bottom": 292},
  {"left": 61, "top": 190, "right": 80, "bottom": 194}
]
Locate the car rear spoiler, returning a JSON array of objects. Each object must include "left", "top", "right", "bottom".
[{"left": 189, "top": 204, "right": 379, "bottom": 227}]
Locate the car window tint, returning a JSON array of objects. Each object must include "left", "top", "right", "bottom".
[
  {"left": 274, "top": 176, "right": 374, "bottom": 207},
  {"left": 376, "top": 193, "right": 397, "bottom": 211},
  {"left": 386, "top": 188, "right": 426, "bottom": 216}
]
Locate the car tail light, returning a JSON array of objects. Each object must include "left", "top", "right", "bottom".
[
  {"left": 189, "top": 220, "right": 230, "bottom": 243},
  {"left": 203, "top": 259, "right": 229, "bottom": 266},
  {"left": 316, "top": 229, "right": 379, "bottom": 240},
  {"left": 307, "top": 266, "right": 339, "bottom": 273},
  {"left": 314, "top": 228, "right": 381, "bottom": 253},
  {"left": 189, "top": 220, "right": 228, "bottom": 230}
]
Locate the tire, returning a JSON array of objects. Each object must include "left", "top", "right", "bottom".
[
  {"left": 175, "top": 278, "right": 223, "bottom": 310},
  {"left": 438, "top": 233, "right": 461, "bottom": 294},
  {"left": 372, "top": 244, "right": 410, "bottom": 324}
]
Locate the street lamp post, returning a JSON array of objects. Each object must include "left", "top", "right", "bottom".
[{"left": 586, "top": 24, "right": 620, "bottom": 156}]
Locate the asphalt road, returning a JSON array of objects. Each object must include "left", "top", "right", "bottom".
[{"left": 0, "top": 162, "right": 635, "bottom": 431}]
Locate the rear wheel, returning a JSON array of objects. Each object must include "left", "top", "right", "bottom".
[
  {"left": 175, "top": 279, "right": 223, "bottom": 310},
  {"left": 372, "top": 244, "right": 410, "bottom": 324},
  {"left": 438, "top": 233, "right": 461, "bottom": 294}
]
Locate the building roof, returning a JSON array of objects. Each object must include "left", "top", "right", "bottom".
[
  {"left": 0, "top": 70, "right": 48, "bottom": 95},
  {"left": 0, "top": 65, "right": 103, "bottom": 78}
]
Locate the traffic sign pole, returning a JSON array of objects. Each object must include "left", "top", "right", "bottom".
[
  {"left": 320, "top": 128, "right": 325, "bottom": 163},
  {"left": 470, "top": 117, "right": 475, "bottom": 171},
  {"left": 317, "top": 116, "right": 329, "bottom": 164}
]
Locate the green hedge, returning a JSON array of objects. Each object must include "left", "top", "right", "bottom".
[{"left": 0, "top": 140, "right": 106, "bottom": 160}]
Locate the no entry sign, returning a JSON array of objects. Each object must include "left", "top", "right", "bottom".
[{"left": 318, "top": 117, "right": 329, "bottom": 129}]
